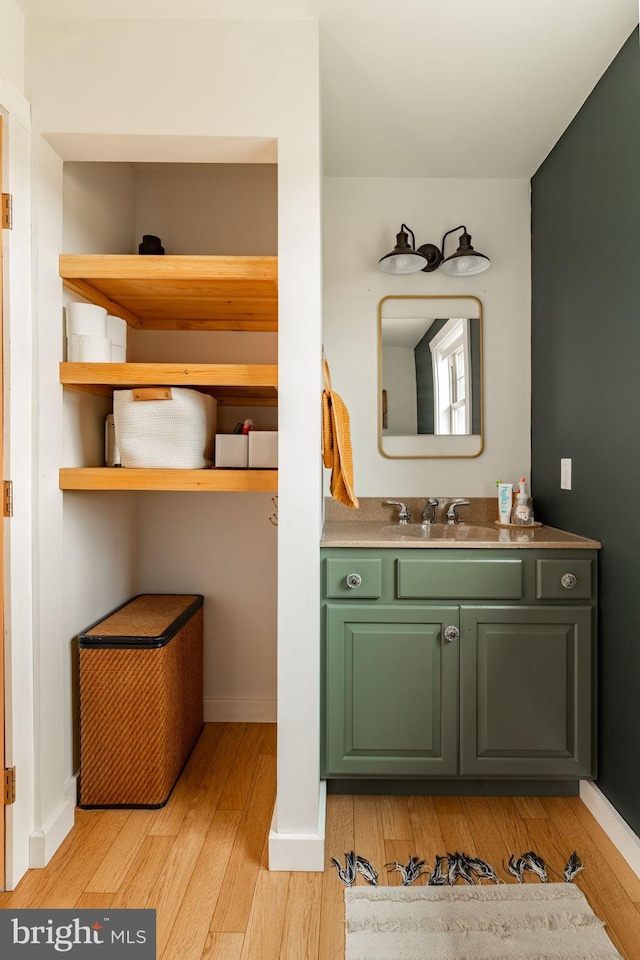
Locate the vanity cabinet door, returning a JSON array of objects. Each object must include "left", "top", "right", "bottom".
[
  {"left": 459, "top": 605, "right": 594, "bottom": 778},
  {"left": 324, "top": 604, "right": 459, "bottom": 777}
]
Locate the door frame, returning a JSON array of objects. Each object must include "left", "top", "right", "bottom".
[
  {"left": 0, "top": 79, "right": 35, "bottom": 890},
  {"left": 0, "top": 105, "right": 5, "bottom": 894}
]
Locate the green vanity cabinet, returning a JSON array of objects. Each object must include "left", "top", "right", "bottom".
[
  {"left": 459, "top": 605, "right": 593, "bottom": 778},
  {"left": 324, "top": 604, "right": 459, "bottom": 776},
  {"left": 321, "top": 547, "right": 597, "bottom": 783}
]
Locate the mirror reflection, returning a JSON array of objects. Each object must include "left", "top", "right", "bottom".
[
  {"left": 382, "top": 316, "right": 481, "bottom": 436},
  {"left": 378, "top": 296, "right": 483, "bottom": 459}
]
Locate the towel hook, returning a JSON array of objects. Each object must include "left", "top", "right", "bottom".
[{"left": 322, "top": 357, "right": 333, "bottom": 393}]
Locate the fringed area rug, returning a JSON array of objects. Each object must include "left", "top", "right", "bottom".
[{"left": 345, "top": 884, "right": 623, "bottom": 960}]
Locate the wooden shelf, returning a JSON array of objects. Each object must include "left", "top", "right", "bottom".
[
  {"left": 59, "top": 254, "right": 278, "bottom": 332},
  {"left": 59, "top": 258, "right": 279, "bottom": 492},
  {"left": 60, "top": 468, "right": 278, "bottom": 492},
  {"left": 60, "top": 362, "right": 278, "bottom": 406}
]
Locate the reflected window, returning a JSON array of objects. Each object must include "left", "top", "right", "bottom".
[
  {"left": 430, "top": 318, "right": 471, "bottom": 435},
  {"left": 378, "top": 295, "right": 483, "bottom": 458}
]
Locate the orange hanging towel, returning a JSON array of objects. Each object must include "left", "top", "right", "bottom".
[{"left": 322, "top": 359, "right": 359, "bottom": 509}]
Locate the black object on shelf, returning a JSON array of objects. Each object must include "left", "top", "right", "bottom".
[{"left": 138, "top": 234, "right": 165, "bottom": 255}]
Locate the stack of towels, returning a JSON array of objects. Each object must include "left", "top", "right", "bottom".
[{"left": 66, "top": 302, "right": 127, "bottom": 362}]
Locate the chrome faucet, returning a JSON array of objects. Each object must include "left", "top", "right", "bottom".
[
  {"left": 422, "top": 498, "right": 439, "bottom": 524},
  {"left": 446, "top": 499, "right": 470, "bottom": 524},
  {"left": 385, "top": 500, "right": 411, "bottom": 524}
]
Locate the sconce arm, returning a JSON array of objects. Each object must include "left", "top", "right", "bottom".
[
  {"left": 400, "top": 223, "right": 417, "bottom": 250},
  {"left": 440, "top": 225, "right": 467, "bottom": 257}
]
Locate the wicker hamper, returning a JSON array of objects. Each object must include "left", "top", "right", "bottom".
[{"left": 78, "top": 594, "right": 204, "bottom": 808}]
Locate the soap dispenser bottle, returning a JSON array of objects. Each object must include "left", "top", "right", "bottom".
[{"left": 511, "top": 478, "right": 534, "bottom": 526}]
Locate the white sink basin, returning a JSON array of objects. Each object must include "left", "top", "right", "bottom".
[{"left": 381, "top": 523, "right": 491, "bottom": 540}]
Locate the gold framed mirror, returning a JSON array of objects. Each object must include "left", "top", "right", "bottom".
[{"left": 378, "top": 295, "right": 484, "bottom": 459}]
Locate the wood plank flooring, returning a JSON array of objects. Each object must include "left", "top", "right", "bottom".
[{"left": 2, "top": 722, "right": 640, "bottom": 959}]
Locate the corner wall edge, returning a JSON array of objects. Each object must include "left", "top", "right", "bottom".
[
  {"left": 268, "top": 781, "right": 326, "bottom": 871},
  {"left": 580, "top": 779, "right": 640, "bottom": 880}
]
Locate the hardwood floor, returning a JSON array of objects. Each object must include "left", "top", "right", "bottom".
[{"left": 2, "top": 721, "right": 640, "bottom": 959}]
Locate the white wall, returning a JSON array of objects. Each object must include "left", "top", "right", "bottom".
[
  {"left": 323, "top": 177, "right": 531, "bottom": 497},
  {"left": 136, "top": 492, "right": 277, "bottom": 721},
  {"left": 382, "top": 346, "right": 418, "bottom": 435},
  {"left": 26, "top": 17, "right": 322, "bottom": 870},
  {"left": 63, "top": 161, "right": 136, "bottom": 253},
  {"left": 0, "top": 0, "right": 24, "bottom": 94},
  {"left": 133, "top": 162, "right": 277, "bottom": 255}
]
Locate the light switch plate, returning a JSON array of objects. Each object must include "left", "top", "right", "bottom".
[{"left": 561, "top": 458, "right": 572, "bottom": 490}]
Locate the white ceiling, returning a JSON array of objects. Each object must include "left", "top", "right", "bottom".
[
  {"left": 382, "top": 318, "right": 436, "bottom": 350},
  {"left": 15, "top": 0, "right": 639, "bottom": 178}
]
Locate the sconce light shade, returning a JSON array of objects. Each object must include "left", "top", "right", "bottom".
[
  {"left": 378, "top": 224, "right": 428, "bottom": 274},
  {"left": 439, "top": 229, "right": 491, "bottom": 276},
  {"left": 379, "top": 223, "right": 490, "bottom": 276}
]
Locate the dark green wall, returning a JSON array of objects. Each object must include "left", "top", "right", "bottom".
[{"left": 531, "top": 28, "right": 640, "bottom": 832}]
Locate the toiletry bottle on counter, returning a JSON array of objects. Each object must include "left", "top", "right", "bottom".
[
  {"left": 511, "top": 478, "right": 534, "bottom": 525},
  {"left": 496, "top": 481, "right": 513, "bottom": 526}
]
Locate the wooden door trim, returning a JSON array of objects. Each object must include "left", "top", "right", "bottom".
[{"left": 0, "top": 113, "right": 6, "bottom": 891}]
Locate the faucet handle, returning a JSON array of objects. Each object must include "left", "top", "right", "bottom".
[
  {"left": 385, "top": 500, "right": 411, "bottom": 524},
  {"left": 446, "top": 499, "right": 471, "bottom": 523}
]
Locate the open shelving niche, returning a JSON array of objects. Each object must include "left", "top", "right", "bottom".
[{"left": 59, "top": 255, "right": 279, "bottom": 493}]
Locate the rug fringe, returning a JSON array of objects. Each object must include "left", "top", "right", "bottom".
[
  {"left": 346, "top": 883, "right": 584, "bottom": 904},
  {"left": 348, "top": 910, "right": 605, "bottom": 938}
]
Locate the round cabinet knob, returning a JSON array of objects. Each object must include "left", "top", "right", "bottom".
[
  {"left": 443, "top": 625, "right": 459, "bottom": 643},
  {"left": 346, "top": 573, "right": 363, "bottom": 589},
  {"left": 561, "top": 573, "right": 578, "bottom": 590}
]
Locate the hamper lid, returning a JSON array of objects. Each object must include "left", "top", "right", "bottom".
[{"left": 79, "top": 594, "right": 203, "bottom": 648}]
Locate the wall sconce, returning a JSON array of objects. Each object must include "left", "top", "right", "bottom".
[{"left": 378, "top": 224, "right": 491, "bottom": 276}]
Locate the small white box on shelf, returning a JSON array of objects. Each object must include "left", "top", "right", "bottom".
[
  {"left": 215, "top": 434, "right": 248, "bottom": 468},
  {"left": 248, "top": 431, "right": 278, "bottom": 468}
]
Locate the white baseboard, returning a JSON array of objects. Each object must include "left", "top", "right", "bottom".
[
  {"left": 268, "top": 781, "right": 326, "bottom": 871},
  {"left": 203, "top": 698, "right": 276, "bottom": 723},
  {"left": 29, "top": 776, "right": 77, "bottom": 869},
  {"left": 580, "top": 780, "right": 640, "bottom": 879}
]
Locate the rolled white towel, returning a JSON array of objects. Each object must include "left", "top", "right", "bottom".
[
  {"left": 67, "top": 334, "right": 112, "bottom": 362},
  {"left": 107, "top": 314, "right": 128, "bottom": 348},
  {"left": 66, "top": 302, "right": 107, "bottom": 338}
]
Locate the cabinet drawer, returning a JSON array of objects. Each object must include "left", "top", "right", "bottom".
[
  {"left": 397, "top": 558, "right": 523, "bottom": 600},
  {"left": 536, "top": 559, "right": 593, "bottom": 600},
  {"left": 325, "top": 558, "right": 382, "bottom": 599}
]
